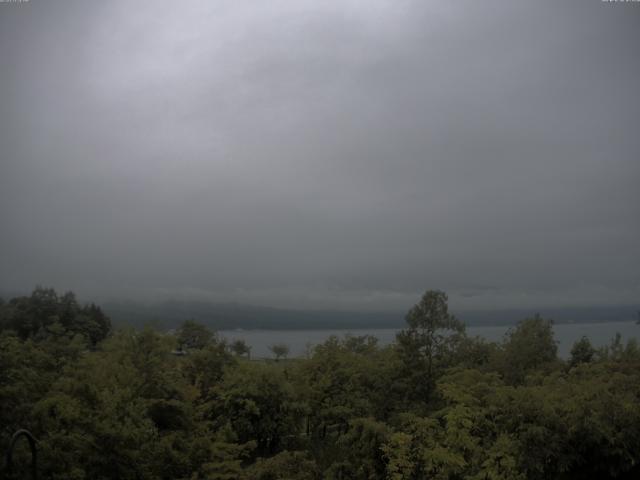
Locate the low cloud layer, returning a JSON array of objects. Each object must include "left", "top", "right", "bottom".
[{"left": 1, "top": 0, "right": 639, "bottom": 311}]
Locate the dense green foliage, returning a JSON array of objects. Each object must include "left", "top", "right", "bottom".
[{"left": 1, "top": 288, "right": 639, "bottom": 479}]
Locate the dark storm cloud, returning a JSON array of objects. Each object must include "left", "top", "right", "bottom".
[{"left": 1, "top": 0, "right": 639, "bottom": 310}]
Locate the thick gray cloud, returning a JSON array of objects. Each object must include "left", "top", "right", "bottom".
[{"left": 1, "top": 0, "right": 639, "bottom": 311}]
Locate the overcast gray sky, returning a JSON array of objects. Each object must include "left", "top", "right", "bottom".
[{"left": 1, "top": 0, "right": 639, "bottom": 311}]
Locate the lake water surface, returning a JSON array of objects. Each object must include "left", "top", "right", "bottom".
[{"left": 220, "top": 321, "right": 640, "bottom": 359}]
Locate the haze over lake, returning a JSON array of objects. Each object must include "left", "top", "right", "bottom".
[{"left": 221, "top": 321, "right": 640, "bottom": 359}]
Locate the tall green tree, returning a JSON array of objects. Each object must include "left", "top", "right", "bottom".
[
  {"left": 177, "top": 319, "right": 213, "bottom": 350},
  {"left": 499, "top": 314, "right": 558, "bottom": 384},
  {"left": 0, "top": 287, "right": 111, "bottom": 345},
  {"left": 269, "top": 343, "right": 290, "bottom": 362},
  {"left": 230, "top": 339, "right": 252, "bottom": 359},
  {"left": 396, "top": 290, "right": 465, "bottom": 403},
  {"left": 569, "top": 336, "right": 596, "bottom": 367}
]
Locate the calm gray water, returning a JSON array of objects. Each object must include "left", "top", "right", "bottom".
[{"left": 220, "top": 321, "right": 640, "bottom": 359}]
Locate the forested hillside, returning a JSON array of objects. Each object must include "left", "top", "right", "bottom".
[{"left": 1, "top": 288, "right": 639, "bottom": 479}]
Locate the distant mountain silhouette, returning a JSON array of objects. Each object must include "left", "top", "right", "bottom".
[{"left": 101, "top": 299, "right": 640, "bottom": 330}]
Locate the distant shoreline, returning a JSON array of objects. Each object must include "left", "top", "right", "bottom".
[
  {"left": 214, "top": 318, "right": 639, "bottom": 332},
  {"left": 101, "top": 300, "right": 639, "bottom": 331}
]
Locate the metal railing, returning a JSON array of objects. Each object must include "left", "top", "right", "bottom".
[{"left": 3, "top": 429, "right": 38, "bottom": 480}]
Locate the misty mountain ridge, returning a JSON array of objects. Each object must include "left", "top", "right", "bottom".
[{"left": 101, "top": 298, "right": 640, "bottom": 331}]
